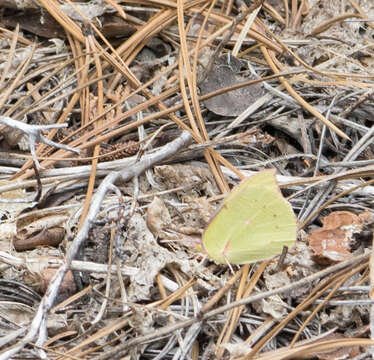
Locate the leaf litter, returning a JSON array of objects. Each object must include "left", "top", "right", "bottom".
[{"left": 0, "top": 0, "right": 374, "bottom": 359}]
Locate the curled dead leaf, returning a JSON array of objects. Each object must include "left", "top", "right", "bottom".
[
  {"left": 13, "top": 212, "right": 67, "bottom": 251},
  {"left": 14, "top": 227, "right": 65, "bottom": 251}
]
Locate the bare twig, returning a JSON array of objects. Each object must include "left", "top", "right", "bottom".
[{"left": 0, "top": 116, "right": 80, "bottom": 168}]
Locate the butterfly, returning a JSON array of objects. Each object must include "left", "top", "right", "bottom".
[{"left": 201, "top": 169, "right": 297, "bottom": 264}]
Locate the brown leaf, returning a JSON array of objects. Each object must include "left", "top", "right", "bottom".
[
  {"left": 308, "top": 211, "right": 362, "bottom": 264},
  {"left": 23, "top": 256, "right": 77, "bottom": 302},
  {"left": 1, "top": 9, "right": 65, "bottom": 38},
  {"left": 38, "top": 268, "right": 76, "bottom": 300},
  {"left": 13, "top": 213, "right": 67, "bottom": 251},
  {"left": 100, "top": 14, "right": 138, "bottom": 38},
  {"left": 13, "top": 227, "right": 65, "bottom": 251},
  {"left": 199, "top": 55, "right": 264, "bottom": 116}
]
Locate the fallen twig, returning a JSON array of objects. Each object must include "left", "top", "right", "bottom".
[{"left": 0, "top": 116, "right": 80, "bottom": 169}]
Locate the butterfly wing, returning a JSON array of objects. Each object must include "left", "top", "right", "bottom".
[{"left": 202, "top": 169, "right": 296, "bottom": 264}]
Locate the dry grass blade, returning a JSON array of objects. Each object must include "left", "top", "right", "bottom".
[
  {"left": 311, "top": 13, "right": 363, "bottom": 36},
  {"left": 250, "top": 338, "right": 374, "bottom": 360},
  {"left": 232, "top": 5, "right": 262, "bottom": 56},
  {"left": 242, "top": 262, "right": 368, "bottom": 358},
  {"left": 0, "top": 25, "right": 34, "bottom": 45},
  {"left": 347, "top": 0, "right": 374, "bottom": 30},
  {"left": 88, "top": 253, "right": 369, "bottom": 360},
  {"left": 37, "top": 0, "right": 85, "bottom": 43},
  {"left": 0, "top": 43, "right": 36, "bottom": 111},
  {"left": 78, "top": 31, "right": 104, "bottom": 227},
  {"left": 177, "top": 0, "right": 228, "bottom": 192},
  {"left": 216, "top": 262, "right": 268, "bottom": 358},
  {"left": 261, "top": 46, "right": 349, "bottom": 140},
  {"left": 0, "top": 24, "right": 19, "bottom": 88}
]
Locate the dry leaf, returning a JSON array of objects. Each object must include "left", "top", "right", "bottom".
[
  {"left": 199, "top": 54, "right": 264, "bottom": 116},
  {"left": 38, "top": 268, "right": 76, "bottom": 299},
  {"left": 14, "top": 213, "right": 67, "bottom": 251},
  {"left": 155, "top": 164, "right": 218, "bottom": 197},
  {"left": 146, "top": 196, "right": 172, "bottom": 238},
  {"left": 308, "top": 211, "right": 362, "bottom": 264},
  {"left": 1, "top": 9, "right": 65, "bottom": 38},
  {"left": 261, "top": 295, "right": 288, "bottom": 319}
]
